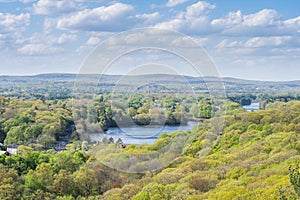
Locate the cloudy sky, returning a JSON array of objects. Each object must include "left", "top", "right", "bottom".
[{"left": 0, "top": 0, "right": 300, "bottom": 81}]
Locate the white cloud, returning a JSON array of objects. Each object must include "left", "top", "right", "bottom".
[
  {"left": 43, "top": 18, "right": 56, "bottom": 33},
  {"left": 186, "top": 1, "right": 215, "bottom": 16},
  {"left": 211, "top": 9, "right": 292, "bottom": 37},
  {"left": 243, "top": 9, "right": 281, "bottom": 26},
  {"left": 0, "top": 0, "right": 35, "bottom": 3},
  {"left": 26, "top": 32, "right": 76, "bottom": 45},
  {"left": 57, "top": 3, "right": 136, "bottom": 32},
  {"left": 215, "top": 39, "right": 243, "bottom": 49},
  {"left": 214, "top": 36, "right": 300, "bottom": 59},
  {"left": 21, "top": 0, "right": 34, "bottom": 2},
  {"left": 74, "top": 0, "right": 105, "bottom": 2},
  {"left": 0, "top": 12, "right": 30, "bottom": 33},
  {"left": 245, "top": 36, "right": 293, "bottom": 48},
  {"left": 284, "top": 16, "right": 300, "bottom": 26},
  {"left": 76, "top": 31, "right": 114, "bottom": 55},
  {"left": 136, "top": 12, "right": 161, "bottom": 24},
  {"left": 17, "top": 32, "right": 76, "bottom": 56},
  {"left": 56, "top": 33, "right": 77, "bottom": 44},
  {"left": 76, "top": 36, "right": 101, "bottom": 54},
  {"left": 284, "top": 16, "right": 300, "bottom": 33},
  {"left": 155, "top": 1, "right": 216, "bottom": 34},
  {"left": 209, "top": 9, "right": 285, "bottom": 36},
  {"left": 166, "top": 0, "right": 189, "bottom": 7},
  {"left": 56, "top": 3, "right": 160, "bottom": 32},
  {"left": 157, "top": 3, "right": 300, "bottom": 37},
  {"left": 211, "top": 10, "right": 243, "bottom": 27},
  {"left": 18, "top": 43, "right": 63, "bottom": 55},
  {"left": 86, "top": 36, "right": 101, "bottom": 46},
  {"left": 33, "top": 0, "right": 79, "bottom": 15},
  {"left": 0, "top": 12, "right": 30, "bottom": 49}
]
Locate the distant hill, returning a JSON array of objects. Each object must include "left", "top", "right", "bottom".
[{"left": 0, "top": 73, "right": 300, "bottom": 98}]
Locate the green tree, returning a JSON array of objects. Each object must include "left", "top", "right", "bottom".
[
  {"left": 24, "top": 124, "right": 43, "bottom": 140},
  {"left": 50, "top": 151, "right": 86, "bottom": 173},
  {"left": 289, "top": 163, "right": 300, "bottom": 198},
  {"left": 37, "top": 133, "right": 56, "bottom": 149},
  {"left": 4, "top": 125, "right": 26, "bottom": 145},
  {"left": 73, "top": 166, "right": 99, "bottom": 197},
  {"left": 0, "top": 164, "right": 19, "bottom": 199},
  {"left": 51, "top": 170, "right": 73, "bottom": 196},
  {"left": 25, "top": 163, "right": 54, "bottom": 193},
  {"left": 199, "top": 104, "right": 212, "bottom": 118},
  {"left": 136, "top": 114, "right": 151, "bottom": 125}
]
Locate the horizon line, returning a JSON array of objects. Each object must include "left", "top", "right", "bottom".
[{"left": 0, "top": 72, "right": 297, "bottom": 83}]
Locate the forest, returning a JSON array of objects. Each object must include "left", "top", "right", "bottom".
[
  {"left": 0, "top": 92, "right": 300, "bottom": 199},
  {"left": 2, "top": 74, "right": 300, "bottom": 99},
  {"left": 1, "top": 0, "right": 300, "bottom": 198},
  {"left": 1, "top": 72, "right": 300, "bottom": 200}
]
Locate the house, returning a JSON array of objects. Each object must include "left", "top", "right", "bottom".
[
  {"left": 0, "top": 151, "right": 6, "bottom": 155},
  {"left": 7, "top": 146, "right": 18, "bottom": 155},
  {"left": 0, "top": 144, "right": 16, "bottom": 156}
]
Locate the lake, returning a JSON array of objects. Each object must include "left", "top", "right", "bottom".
[
  {"left": 243, "top": 102, "right": 260, "bottom": 111},
  {"left": 89, "top": 121, "right": 199, "bottom": 145}
]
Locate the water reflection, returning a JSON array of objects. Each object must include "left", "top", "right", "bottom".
[{"left": 89, "top": 121, "right": 198, "bottom": 145}]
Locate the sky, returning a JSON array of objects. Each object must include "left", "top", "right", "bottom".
[{"left": 0, "top": 0, "right": 300, "bottom": 81}]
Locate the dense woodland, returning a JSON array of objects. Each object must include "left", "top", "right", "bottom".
[
  {"left": 0, "top": 97, "right": 74, "bottom": 149},
  {"left": 1, "top": 73, "right": 300, "bottom": 199},
  {"left": 2, "top": 74, "right": 300, "bottom": 99},
  {"left": 0, "top": 92, "right": 300, "bottom": 199}
]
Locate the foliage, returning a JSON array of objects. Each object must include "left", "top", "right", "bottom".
[
  {"left": 1, "top": 96, "right": 300, "bottom": 199},
  {"left": 289, "top": 163, "right": 300, "bottom": 198},
  {"left": 0, "top": 97, "right": 73, "bottom": 148}
]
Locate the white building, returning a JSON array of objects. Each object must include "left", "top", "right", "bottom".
[
  {"left": 0, "top": 151, "right": 6, "bottom": 155},
  {"left": 7, "top": 146, "right": 18, "bottom": 155}
]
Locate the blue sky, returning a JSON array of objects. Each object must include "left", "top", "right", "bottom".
[{"left": 0, "top": 0, "right": 300, "bottom": 81}]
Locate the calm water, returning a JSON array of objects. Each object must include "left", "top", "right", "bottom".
[
  {"left": 89, "top": 121, "right": 199, "bottom": 145},
  {"left": 243, "top": 102, "right": 260, "bottom": 111}
]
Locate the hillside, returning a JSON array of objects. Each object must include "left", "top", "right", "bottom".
[
  {"left": 0, "top": 98, "right": 299, "bottom": 199},
  {"left": 1, "top": 74, "right": 300, "bottom": 99},
  {"left": 96, "top": 100, "right": 300, "bottom": 199}
]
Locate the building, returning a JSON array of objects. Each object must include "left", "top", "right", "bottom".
[{"left": 7, "top": 146, "right": 18, "bottom": 155}]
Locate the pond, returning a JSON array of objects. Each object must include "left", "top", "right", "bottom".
[{"left": 89, "top": 121, "right": 199, "bottom": 145}]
